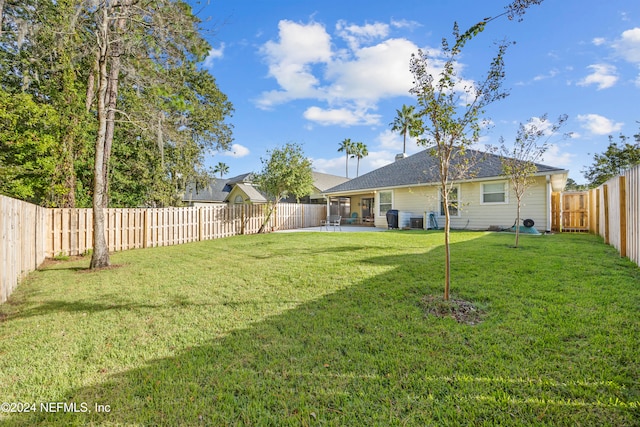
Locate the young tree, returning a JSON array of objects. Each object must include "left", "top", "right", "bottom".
[
  {"left": 350, "top": 142, "right": 369, "bottom": 177},
  {"left": 409, "top": 0, "right": 543, "bottom": 301},
  {"left": 338, "top": 138, "right": 354, "bottom": 178},
  {"left": 256, "top": 143, "right": 313, "bottom": 233},
  {"left": 582, "top": 129, "right": 640, "bottom": 187},
  {"left": 390, "top": 105, "right": 422, "bottom": 155},
  {"left": 213, "top": 162, "right": 230, "bottom": 178},
  {"left": 410, "top": 30, "right": 510, "bottom": 301},
  {"left": 500, "top": 114, "right": 568, "bottom": 248}
]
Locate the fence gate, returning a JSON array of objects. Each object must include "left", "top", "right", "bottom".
[{"left": 561, "top": 192, "right": 590, "bottom": 232}]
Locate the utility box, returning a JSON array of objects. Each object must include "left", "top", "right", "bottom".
[{"left": 410, "top": 217, "right": 423, "bottom": 229}]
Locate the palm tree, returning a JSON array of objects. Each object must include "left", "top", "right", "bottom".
[
  {"left": 350, "top": 141, "right": 369, "bottom": 177},
  {"left": 390, "top": 104, "right": 423, "bottom": 155},
  {"left": 337, "top": 138, "right": 354, "bottom": 178},
  {"left": 213, "top": 162, "right": 229, "bottom": 178}
]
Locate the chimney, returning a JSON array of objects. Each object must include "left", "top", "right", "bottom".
[{"left": 395, "top": 153, "right": 408, "bottom": 161}]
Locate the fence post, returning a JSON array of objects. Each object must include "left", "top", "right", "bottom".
[
  {"left": 619, "top": 176, "right": 627, "bottom": 258},
  {"left": 198, "top": 207, "right": 204, "bottom": 242},
  {"left": 595, "top": 188, "right": 600, "bottom": 236},
  {"left": 603, "top": 184, "right": 609, "bottom": 245}
]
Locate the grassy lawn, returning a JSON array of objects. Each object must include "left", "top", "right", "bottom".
[{"left": 0, "top": 231, "right": 638, "bottom": 426}]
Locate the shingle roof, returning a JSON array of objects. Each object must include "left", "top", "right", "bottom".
[
  {"left": 183, "top": 179, "right": 232, "bottom": 203},
  {"left": 311, "top": 171, "right": 350, "bottom": 191},
  {"left": 325, "top": 148, "right": 567, "bottom": 194},
  {"left": 183, "top": 171, "right": 349, "bottom": 203}
]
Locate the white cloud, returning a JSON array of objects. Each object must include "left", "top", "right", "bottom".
[
  {"left": 577, "top": 64, "right": 618, "bottom": 89},
  {"left": 376, "top": 129, "right": 422, "bottom": 154},
  {"left": 222, "top": 143, "right": 250, "bottom": 158},
  {"left": 390, "top": 19, "right": 421, "bottom": 31},
  {"left": 364, "top": 150, "right": 396, "bottom": 170},
  {"left": 533, "top": 69, "right": 558, "bottom": 81},
  {"left": 203, "top": 43, "right": 225, "bottom": 68},
  {"left": 303, "top": 106, "right": 381, "bottom": 126},
  {"left": 612, "top": 27, "right": 640, "bottom": 63},
  {"left": 377, "top": 129, "right": 402, "bottom": 150},
  {"left": 312, "top": 149, "right": 396, "bottom": 177},
  {"left": 311, "top": 156, "right": 346, "bottom": 175},
  {"left": 257, "top": 18, "right": 479, "bottom": 129},
  {"left": 336, "top": 20, "right": 389, "bottom": 50},
  {"left": 576, "top": 114, "right": 623, "bottom": 135},
  {"left": 257, "top": 20, "right": 333, "bottom": 108},
  {"left": 325, "top": 38, "right": 418, "bottom": 101},
  {"left": 256, "top": 19, "right": 426, "bottom": 123},
  {"left": 592, "top": 37, "right": 606, "bottom": 46},
  {"left": 541, "top": 144, "right": 574, "bottom": 168}
]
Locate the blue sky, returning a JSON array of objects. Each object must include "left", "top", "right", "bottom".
[{"left": 190, "top": 0, "right": 639, "bottom": 184}]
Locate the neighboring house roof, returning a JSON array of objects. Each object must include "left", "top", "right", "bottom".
[
  {"left": 226, "top": 173, "right": 255, "bottom": 184},
  {"left": 183, "top": 171, "right": 349, "bottom": 203},
  {"left": 311, "top": 172, "right": 349, "bottom": 192},
  {"left": 325, "top": 148, "right": 567, "bottom": 194},
  {"left": 183, "top": 179, "right": 232, "bottom": 203}
]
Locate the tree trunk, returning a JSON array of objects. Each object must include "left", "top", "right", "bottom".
[
  {"left": 443, "top": 194, "right": 451, "bottom": 301},
  {"left": 345, "top": 154, "right": 349, "bottom": 178},
  {"left": 90, "top": 7, "right": 111, "bottom": 269},
  {"left": 515, "top": 198, "right": 521, "bottom": 248},
  {"left": 101, "top": 15, "right": 125, "bottom": 207},
  {"left": 403, "top": 131, "right": 407, "bottom": 155},
  {"left": 258, "top": 202, "right": 277, "bottom": 233}
]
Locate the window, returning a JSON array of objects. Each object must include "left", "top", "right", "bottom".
[
  {"left": 234, "top": 195, "right": 244, "bottom": 204},
  {"left": 440, "top": 187, "right": 459, "bottom": 216},
  {"left": 379, "top": 191, "right": 392, "bottom": 215},
  {"left": 482, "top": 182, "right": 507, "bottom": 204}
]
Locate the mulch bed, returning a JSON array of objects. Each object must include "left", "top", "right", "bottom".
[{"left": 420, "top": 295, "right": 487, "bottom": 325}]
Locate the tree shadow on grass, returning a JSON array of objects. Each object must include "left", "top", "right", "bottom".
[{"left": 6, "top": 234, "right": 639, "bottom": 426}]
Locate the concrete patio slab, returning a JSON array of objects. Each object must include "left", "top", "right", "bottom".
[{"left": 275, "top": 225, "right": 387, "bottom": 233}]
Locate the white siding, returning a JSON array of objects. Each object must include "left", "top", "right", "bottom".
[{"left": 379, "top": 176, "right": 549, "bottom": 231}]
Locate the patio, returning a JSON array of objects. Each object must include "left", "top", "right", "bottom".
[{"left": 276, "top": 225, "right": 387, "bottom": 233}]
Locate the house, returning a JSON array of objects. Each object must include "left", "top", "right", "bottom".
[
  {"left": 182, "top": 173, "right": 258, "bottom": 206},
  {"left": 183, "top": 171, "right": 349, "bottom": 206},
  {"left": 322, "top": 149, "right": 568, "bottom": 232}
]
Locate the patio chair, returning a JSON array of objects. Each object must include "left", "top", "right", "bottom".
[
  {"left": 345, "top": 212, "right": 358, "bottom": 224},
  {"left": 321, "top": 215, "right": 342, "bottom": 231}
]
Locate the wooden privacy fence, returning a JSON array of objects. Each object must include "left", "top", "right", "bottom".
[
  {"left": 1, "top": 198, "right": 326, "bottom": 303},
  {"left": 589, "top": 164, "right": 640, "bottom": 267},
  {"left": 0, "top": 195, "right": 47, "bottom": 303},
  {"left": 47, "top": 203, "right": 327, "bottom": 258},
  {"left": 562, "top": 192, "right": 590, "bottom": 232},
  {"left": 549, "top": 167, "right": 639, "bottom": 267}
]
